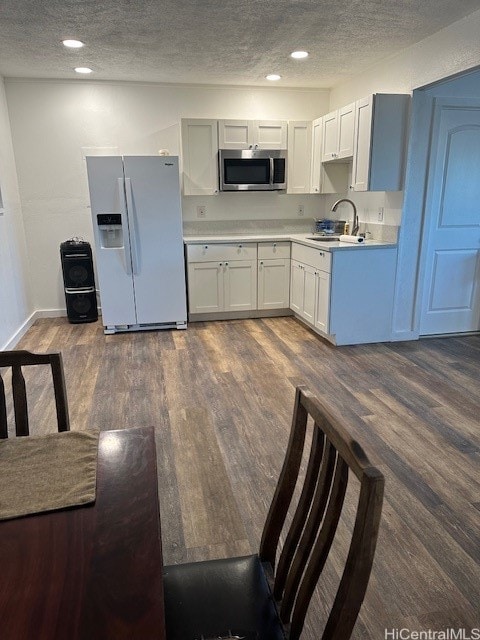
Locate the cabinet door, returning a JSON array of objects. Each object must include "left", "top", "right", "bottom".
[
  {"left": 310, "top": 117, "right": 323, "bottom": 193},
  {"left": 352, "top": 96, "right": 373, "bottom": 191},
  {"left": 314, "top": 270, "right": 330, "bottom": 333},
  {"left": 337, "top": 102, "right": 355, "bottom": 159},
  {"left": 302, "top": 264, "right": 316, "bottom": 324},
  {"left": 258, "top": 258, "right": 290, "bottom": 309},
  {"left": 254, "top": 120, "right": 287, "bottom": 149},
  {"left": 290, "top": 260, "right": 304, "bottom": 314},
  {"left": 187, "top": 262, "right": 224, "bottom": 313},
  {"left": 224, "top": 260, "right": 257, "bottom": 311},
  {"left": 287, "top": 121, "right": 312, "bottom": 194},
  {"left": 181, "top": 119, "right": 219, "bottom": 196},
  {"left": 321, "top": 111, "right": 338, "bottom": 161},
  {"left": 218, "top": 120, "right": 252, "bottom": 149}
]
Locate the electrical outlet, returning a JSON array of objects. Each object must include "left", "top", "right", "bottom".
[
  {"left": 197, "top": 205, "right": 207, "bottom": 218},
  {"left": 377, "top": 207, "right": 384, "bottom": 222},
  {"left": 298, "top": 204, "right": 305, "bottom": 217}
]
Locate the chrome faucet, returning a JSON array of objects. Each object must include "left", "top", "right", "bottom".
[{"left": 331, "top": 198, "right": 359, "bottom": 236}]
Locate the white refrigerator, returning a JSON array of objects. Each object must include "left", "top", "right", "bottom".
[{"left": 86, "top": 155, "right": 187, "bottom": 334}]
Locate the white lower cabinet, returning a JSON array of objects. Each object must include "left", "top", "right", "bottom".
[
  {"left": 290, "top": 258, "right": 330, "bottom": 333},
  {"left": 187, "top": 243, "right": 257, "bottom": 315},
  {"left": 224, "top": 260, "right": 257, "bottom": 311},
  {"left": 187, "top": 261, "right": 224, "bottom": 313},
  {"left": 257, "top": 241, "right": 291, "bottom": 310}
]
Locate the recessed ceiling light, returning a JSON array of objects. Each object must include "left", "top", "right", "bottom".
[
  {"left": 74, "top": 67, "right": 93, "bottom": 74},
  {"left": 63, "top": 39, "right": 84, "bottom": 49},
  {"left": 266, "top": 74, "right": 281, "bottom": 81},
  {"left": 291, "top": 51, "right": 309, "bottom": 59}
]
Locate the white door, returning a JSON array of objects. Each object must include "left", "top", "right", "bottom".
[
  {"left": 123, "top": 156, "right": 187, "bottom": 325},
  {"left": 310, "top": 117, "right": 323, "bottom": 193},
  {"left": 258, "top": 259, "right": 290, "bottom": 309},
  {"left": 86, "top": 156, "right": 137, "bottom": 327},
  {"left": 419, "top": 98, "right": 480, "bottom": 335},
  {"left": 187, "top": 262, "right": 224, "bottom": 313},
  {"left": 224, "top": 260, "right": 257, "bottom": 311}
]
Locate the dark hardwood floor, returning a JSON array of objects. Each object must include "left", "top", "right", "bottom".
[{"left": 10, "top": 317, "right": 480, "bottom": 638}]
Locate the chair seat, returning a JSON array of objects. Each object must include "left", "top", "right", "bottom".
[{"left": 163, "top": 554, "right": 286, "bottom": 640}]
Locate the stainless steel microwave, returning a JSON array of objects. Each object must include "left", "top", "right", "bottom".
[{"left": 219, "top": 149, "right": 287, "bottom": 191}]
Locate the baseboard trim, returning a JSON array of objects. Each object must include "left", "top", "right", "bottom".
[{"left": 1, "top": 308, "right": 67, "bottom": 350}]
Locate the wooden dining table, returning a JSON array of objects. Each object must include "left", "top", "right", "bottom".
[{"left": 0, "top": 426, "right": 166, "bottom": 640}]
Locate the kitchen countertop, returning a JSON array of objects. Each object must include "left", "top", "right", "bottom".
[{"left": 183, "top": 233, "right": 396, "bottom": 251}]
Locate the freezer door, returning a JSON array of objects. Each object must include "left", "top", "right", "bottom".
[
  {"left": 86, "top": 156, "right": 137, "bottom": 326},
  {"left": 122, "top": 156, "right": 187, "bottom": 325}
]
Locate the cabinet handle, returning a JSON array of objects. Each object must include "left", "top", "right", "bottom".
[
  {"left": 319, "top": 251, "right": 324, "bottom": 256},
  {"left": 238, "top": 244, "right": 242, "bottom": 248},
  {"left": 204, "top": 245, "right": 208, "bottom": 249},
  {"left": 219, "top": 262, "right": 223, "bottom": 266},
  {"left": 273, "top": 243, "right": 277, "bottom": 247},
  {"left": 225, "top": 262, "right": 229, "bottom": 266},
  {"left": 249, "top": 144, "right": 253, "bottom": 149},
  {"left": 260, "top": 261, "right": 264, "bottom": 265}
]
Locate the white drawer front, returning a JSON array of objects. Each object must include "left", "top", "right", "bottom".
[
  {"left": 187, "top": 242, "right": 257, "bottom": 263},
  {"left": 257, "top": 241, "right": 290, "bottom": 259},
  {"left": 291, "top": 242, "right": 332, "bottom": 272}
]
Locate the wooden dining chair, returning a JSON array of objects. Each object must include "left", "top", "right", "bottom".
[
  {"left": 0, "top": 350, "right": 70, "bottom": 439},
  {"left": 163, "top": 385, "right": 384, "bottom": 640}
]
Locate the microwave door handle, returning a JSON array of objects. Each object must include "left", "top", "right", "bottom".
[{"left": 270, "top": 157, "right": 274, "bottom": 185}]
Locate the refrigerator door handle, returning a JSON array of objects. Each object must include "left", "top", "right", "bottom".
[
  {"left": 117, "top": 178, "right": 133, "bottom": 276},
  {"left": 125, "top": 178, "right": 140, "bottom": 275}
]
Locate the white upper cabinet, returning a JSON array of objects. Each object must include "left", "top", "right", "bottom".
[
  {"left": 287, "top": 121, "right": 312, "bottom": 194},
  {"left": 310, "top": 117, "right": 323, "bottom": 193},
  {"left": 321, "top": 111, "right": 338, "bottom": 161},
  {"left": 321, "top": 103, "right": 355, "bottom": 162},
  {"left": 337, "top": 102, "right": 356, "bottom": 158},
  {"left": 218, "top": 120, "right": 287, "bottom": 149},
  {"left": 352, "top": 94, "right": 410, "bottom": 192},
  {"left": 311, "top": 116, "right": 350, "bottom": 195},
  {"left": 181, "top": 119, "right": 219, "bottom": 196}
]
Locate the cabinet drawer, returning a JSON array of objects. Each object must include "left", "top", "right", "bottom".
[
  {"left": 187, "top": 242, "right": 257, "bottom": 263},
  {"left": 258, "top": 241, "right": 290, "bottom": 259},
  {"left": 291, "top": 242, "right": 332, "bottom": 272}
]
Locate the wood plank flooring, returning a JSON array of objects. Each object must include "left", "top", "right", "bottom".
[{"left": 9, "top": 317, "right": 480, "bottom": 638}]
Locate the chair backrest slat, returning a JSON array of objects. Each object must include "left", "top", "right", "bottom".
[
  {"left": 0, "top": 375, "right": 7, "bottom": 439},
  {"left": 289, "top": 456, "right": 349, "bottom": 638},
  {"left": 276, "top": 438, "right": 336, "bottom": 608},
  {"left": 274, "top": 428, "right": 325, "bottom": 599},
  {"left": 259, "top": 388, "right": 309, "bottom": 567},
  {"left": 12, "top": 365, "right": 29, "bottom": 436},
  {"left": 0, "top": 350, "right": 70, "bottom": 438},
  {"left": 260, "top": 385, "right": 384, "bottom": 640}
]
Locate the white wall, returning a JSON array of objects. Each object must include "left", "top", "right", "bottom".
[
  {"left": 0, "top": 76, "right": 32, "bottom": 349},
  {"left": 5, "top": 80, "right": 329, "bottom": 312},
  {"left": 326, "top": 9, "right": 480, "bottom": 340},
  {"left": 329, "top": 8, "right": 480, "bottom": 108}
]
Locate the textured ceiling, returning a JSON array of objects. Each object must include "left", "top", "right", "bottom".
[{"left": 1, "top": 0, "right": 479, "bottom": 88}]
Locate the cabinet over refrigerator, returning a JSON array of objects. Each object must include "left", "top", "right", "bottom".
[{"left": 86, "top": 155, "right": 187, "bottom": 334}]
